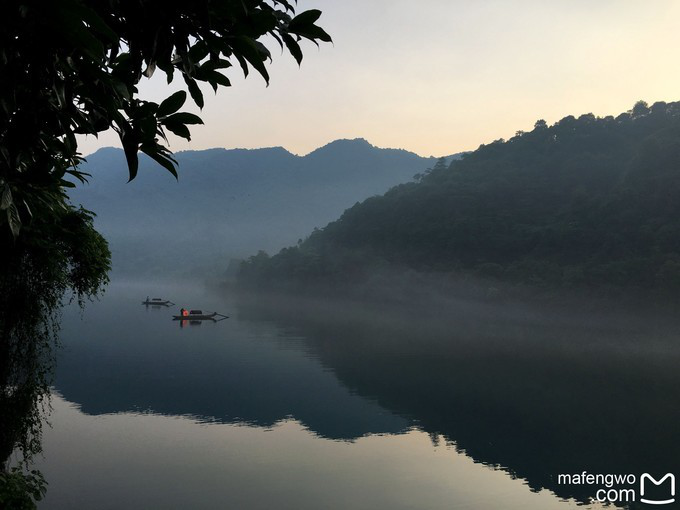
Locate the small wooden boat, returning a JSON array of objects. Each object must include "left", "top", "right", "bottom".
[
  {"left": 143, "top": 298, "right": 174, "bottom": 306},
  {"left": 173, "top": 310, "right": 228, "bottom": 321},
  {"left": 173, "top": 312, "right": 216, "bottom": 320}
]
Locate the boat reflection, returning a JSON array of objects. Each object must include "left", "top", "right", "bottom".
[
  {"left": 178, "top": 319, "right": 211, "bottom": 327},
  {"left": 142, "top": 297, "right": 174, "bottom": 307}
]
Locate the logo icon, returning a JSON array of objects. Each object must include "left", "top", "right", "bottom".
[{"left": 640, "top": 473, "right": 675, "bottom": 505}]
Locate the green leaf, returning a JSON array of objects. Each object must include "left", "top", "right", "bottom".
[
  {"left": 112, "top": 79, "right": 132, "bottom": 100},
  {"left": 211, "top": 58, "right": 233, "bottom": 70},
  {"left": 0, "top": 184, "right": 12, "bottom": 210},
  {"left": 65, "top": 168, "right": 91, "bottom": 184},
  {"left": 183, "top": 76, "right": 204, "bottom": 108},
  {"left": 208, "top": 71, "right": 231, "bottom": 88},
  {"left": 138, "top": 115, "right": 158, "bottom": 139},
  {"left": 247, "top": 10, "right": 278, "bottom": 35},
  {"left": 143, "top": 62, "right": 157, "bottom": 78},
  {"left": 289, "top": 9, "right": 322, "bottom": 29},
  {"left": 7, "top": 202, "right": 21, "bottom": 238},
  {"left": 141, "top": 147, "right": 178, "bottom": 179},
  {"left": 188, "top": 41, "right": 210, "bottom": 64},
  {"left": 281, "top": 33, "right": 302, "bottom": 65},
  {"left": 165, "top": 112, "right": 204, "bottom": 125},
  {"left": 288, "top": 10, "right": 332, "bottom": 43},
  {"left": 64, "top": 130, "right": 77, "bottom": 153},
  {"left": 133, "top": 101, "right": 159, "bottom": 119},
  {"left": 164, "top": 122, "right": 192, "bottom": 140},
  {"left": 157, "top": 91, "right": 187, "bottom": 117},
  {"left": 234, "top": 54, "right": 250, "bottom": 78},
  {"left": 277, "top": 0, "right": 295, "bottom": 12},
  {"left": 121, "top": 131, "right": 139, "bottom": 181},
  {"left": 270, "top": 32, "right": 284, "bottom": 51},
  {"left": 22, "top": 199, "right": 32, "bottom": 218},
  {"left": 231, "top": 36, "right": 270, "bottom": 84}
]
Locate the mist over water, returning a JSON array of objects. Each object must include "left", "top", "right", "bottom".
[
  {"left": 34, "top": 278, "right": 680, "bottom": 509},
  {"left": 236, "top": 283, "right": 680, "bottom": 500},
  {"left": 4, "top": 3, "right": 679, "bottom": 508}
]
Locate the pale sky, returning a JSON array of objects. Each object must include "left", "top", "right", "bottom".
[{"left": 78, "top": 0, "right": 680, "bottom": 158}]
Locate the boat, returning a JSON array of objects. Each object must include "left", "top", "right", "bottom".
[
  {"left": 143, "top": 297, "right": 174, "bottom": 306},
  {"left": 173, "top": 310, "right": 227, "bottom": 321}
]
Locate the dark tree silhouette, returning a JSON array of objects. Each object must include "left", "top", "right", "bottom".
[
  {"left": 0, "top": 0, "right": 331, "bottom": 239},
  {"left": 0, "top": 3, "right": 330, "bottom": 504}
]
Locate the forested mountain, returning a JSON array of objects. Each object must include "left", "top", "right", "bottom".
[
  {"left": 239, "top": 101, "right": 680, "bottom": 295},
  {"left": 69, "top": 139, "right": 447, "bottom": 277}
]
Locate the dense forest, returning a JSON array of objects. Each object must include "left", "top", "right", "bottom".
[{"left": 239, "top": 101, "right": 680, "bottom": 296}]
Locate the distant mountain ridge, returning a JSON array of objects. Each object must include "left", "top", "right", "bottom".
[{"left": 70, "top": 138, "right": 455, "bottom": 277}]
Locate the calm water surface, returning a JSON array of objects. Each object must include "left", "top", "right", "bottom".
[{"left": 34, "top": 280, "right": 680, "bottom": 509}]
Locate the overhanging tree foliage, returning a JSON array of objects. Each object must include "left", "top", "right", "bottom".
[
  {"left": 0, "top": 3, "right": 330, "bottom": 497},
  {"left": 0, "top": 0, "right": 331, "bottom": 238}
]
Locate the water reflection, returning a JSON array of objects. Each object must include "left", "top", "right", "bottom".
[
  {"left": 235, "top": 291, "right": 680, "bottom": 508},
  {"left": 40, "top": 393, "right": 594, "bottom": 510},
  {"left": 48, "top": 282, "right": 680, "bottom": 508},
  {"left": 178, "top": 319, "right": 205, "bottom": 327},
  {"left": 55, "top": 282, "right": 409, "bottom": 440}
]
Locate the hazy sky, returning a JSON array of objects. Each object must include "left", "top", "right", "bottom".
[{"left": 79, "top": 0, "right": 680, "bottom": 158}]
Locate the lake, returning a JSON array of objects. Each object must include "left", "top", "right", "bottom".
[{"left": 33, "top": 280, "right": 680, "bottom": 509}]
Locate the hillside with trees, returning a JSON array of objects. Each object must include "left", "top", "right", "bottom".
[{"left": 239, "top": 101, "right": 680, "bottom": 297}]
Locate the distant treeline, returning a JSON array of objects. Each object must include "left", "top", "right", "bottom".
[{"left": 239, "top": 101, "right": 680, "bottom": 296}]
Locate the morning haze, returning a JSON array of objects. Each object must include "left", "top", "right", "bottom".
[{"left": 3, "top": 2, "right": 680, "bottom": 510}]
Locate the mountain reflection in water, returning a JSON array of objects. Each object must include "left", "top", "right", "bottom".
[
  {"left": 41, "top": 392, "right": 590, "bottom": 510},
  {"left": 44, "top": 281, "right": 680, "bottom": 509},
  {"left": 56, "top": 282, "right": 408, "bottom": 440},
  {"left": 235, "top": 289, "right": 680, "bottom": 508}
]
